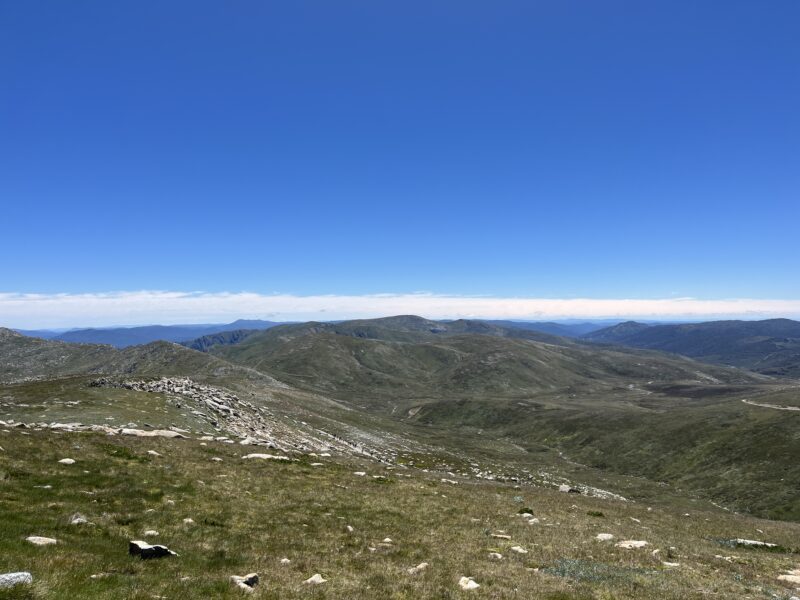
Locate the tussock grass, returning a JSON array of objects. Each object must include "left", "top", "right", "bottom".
[{"left": 2, "top": 429, "right": 800, "bottom": 599}]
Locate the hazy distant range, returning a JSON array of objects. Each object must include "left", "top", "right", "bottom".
[{"left": 14, "top": 319, "right": 612, "bottom": 348}]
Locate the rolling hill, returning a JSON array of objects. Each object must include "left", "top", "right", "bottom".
[
  {"left": 44, "top": 319, "right": 283, "bottom": 348},
  {"left": 583, "top": 318, "right": 800, "bottom": 377}
]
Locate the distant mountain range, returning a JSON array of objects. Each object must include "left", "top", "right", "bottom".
[
  {"left": 16, "top": 320, "right": 283, "bottom": 348},
  {"left": 583, "top": 318, "right": 800, "bottom": 377},
  {"left": 14, "top": 318, "right": 610, "bottom": 349}
]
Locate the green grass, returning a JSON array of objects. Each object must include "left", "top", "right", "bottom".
[{"left": 2, "top": 428, "right": 800, "bottom": 599}]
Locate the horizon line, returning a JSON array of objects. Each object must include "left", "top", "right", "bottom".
[{"left": 2, "top": 290, "right": 800, "bottom": 329}]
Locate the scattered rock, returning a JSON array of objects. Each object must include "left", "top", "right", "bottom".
[
  {"left": 596, "top": 533, "right": 614, "bottom": 541},
  {"left": 70, "top": 513, "right": 89, "bottom": 525},
  {"left": 382, "top": 537, "right": 393, "bottom": 544},
  {"left": 488, "top": 552, "right": 503, "bottom": 560},
  {"left": 280, "top": 558, "right": 291, "bottom": 565},
  {"left": 183, "top": 518, "right": 195, "bottom": 525},
  {"left": 616, "top": 540, "right": 648, "bottom": 549},
  {"left": 211, "top": 457, "right": 223, "bottom": 462},
  {"left": 345, "top": 525, "right": 354, "bottom": 533},
  {"left": 303, "top": 573, "right": 327, "bottom": 585},
  {"left": 58, "top": 458, "right": 76, "bottom": 465},
  {"left": 26, "top": 536, "right": 57, "bottom": 546},
  {"left": 558, "top": 484, "right": 580, "bottom": 493},
  {"left": 729, "top": 538, "right": 778, "bottom": 549},
  {"left": 120, "top": 428, "right": 185, "bottom": 439},
  {"left": 778, "top": 568, "right": 800, "bottom": 585},
  {"left": 510, "top": 546, "right": 528, "bottom": 554},
  {"left": 144, "top": 530, "right": 159, "bottom": 537},
  {"left": 230, "top": 573, "right": 259, "bottom": 592},
  {"left": 242, "top": 453, "right": 291, "bottom": 461},
  {"left": 129, "top": 540, "right": 177, "bottom": 559},
  {"left": 459, "top": 576, "right": 480, "bottom": 590},
  {"left": 408, "top": 562, "right": 429, "bottom": 575},
  {"left": 353, "top": 471, "right": 366, "bottom": 476},
  {"left": 0, "top": 572, "right": 32, "bottom": 589},
  {"left": 662, "top": 561, "right": 680, "bottom": 568},
  {"left": 147, "top": 450, "right": 162, "bottom": 457},
  {"left": 491, "top": 533, "right": 511, "bottom": 540}
]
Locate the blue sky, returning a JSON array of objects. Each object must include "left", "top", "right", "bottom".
[{"left": 1, "top": 2, "right": 799, "bottom": 325}]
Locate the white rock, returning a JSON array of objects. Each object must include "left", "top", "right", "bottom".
[
  {"left": 488, "top": 552, "right": 503, "bottom": 560},
  {"left": 70, "top": 513, "right": 89, "bottom": 525},
  {"left": 731, "top": 538, "right": 777, "bottom": 548},
  {"left": 147, "top": 450, "right": 161, "bottom": 457},
  {"left": 120, "top": 428, "right": 184, "bottom": 439},
  {"left": 310, "top": 462, "right": 324, "bottom": 467},
  {"left": 353, "top": 471, "right": 367, "bottom": 476},
  {"left": 280, "top": 558, "right": 291, "bottom": 565},
  {"left": 183, "top": 518, "right": 195, "bottom": 525},
  {"left": 346, "top": 525, "right": 354, "bottom": 533},
  {"left": 490, "top": 533, "right": 511, "bottom": 540},
  {"left": 242, "top": 453, "right": 290, "bottom": 461},
  {"left": 58, "top": 458, "right": 75, "bottom": 465},
  {"left": 0, "top": 572, "right": 32, "bottom": 589},
  {"left": 616, "top": 540, "right": 648, "bottom": 549},
  {"left": 596, "top": 533, "right": 614, "bottom": 541},
  {"left": 458, "top": 576, "right": 480, "bottom": 590},
  {"left": 144, "top": 530, "right": 159, "bottom": 537},
  {"left": 408, "top": 562, "right": 428, "bottom": 575},
  {"left": 129, "top": 540, "right": 177, "bottom": 559},
  {"left": 303, "top": 573, "right": 327, "bottom": 585},
  {"left": 211, "top": 457, "right": 223, "bottom": 462},
  {"left": 662, "top": 561, "right": 680, "bottom": 568},
  {"left": 230, "top": 573, "right": 259, "bottom": 592},
  {"left": 382, "top": 537, "right": 393, "bottom": 544},
  {"left": 26, "top": 536, "right": 57, "bottom": 546},
  {"left": 510, "top": 545, "right": 528, "bottom": 554}
]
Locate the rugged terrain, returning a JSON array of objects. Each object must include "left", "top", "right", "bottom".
[{"left": 1, "top": 319, "right": 799, "bottom": 598}]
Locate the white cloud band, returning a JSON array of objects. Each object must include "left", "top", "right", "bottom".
[{"left": 2, "top": 291, "right": 800, "bottom": 329}]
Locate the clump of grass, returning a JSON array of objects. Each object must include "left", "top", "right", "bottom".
[
  {"left": 586, "top": 510, "right": 605, "bottom": 517},
  {"left": 542, "top": 559, "right": 656, "bottom": 584}
]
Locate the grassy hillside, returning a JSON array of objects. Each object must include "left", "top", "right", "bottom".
[
  {"left": 1, "top": 427, "right": 799, "bottom": 599},
  {"left": 200, "top": 317, "right": 800, "bottom": 521},
  {"left": 583, "top": 319, "right": 800, "bottom": 378}
]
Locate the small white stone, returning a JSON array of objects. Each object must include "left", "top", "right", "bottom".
[
  {"left": 26, "top": 536, "right": 58, "bottom": 546},
  {"left": 147, "top": 450, "right": 161, "bottom": 457},
  {"left": 58, "top": 458, "right": 75, "bottom": 465},
  {"left": 407, "top": 562, "right": 428, "bottom": 575},
  {"left": 303, "top": 573, "right": 327, "bottom": 585},
  {"left": 488, "top": 552, "right": 503, "bottom": 560},
  {"left": 616, "top": 540, "right": 648, "bottom": 549},
  {"left": 144, "top": 530, "right": 159, "bottom": 537},
  {"left": 510, "top": 545, "right": 528, "bottom": 554},
  {"left": 596, "top": 533, "right": 614, "bottom": 541},
  {"left": 458, "top": 576, "right": 480, "bottom": 590},
  {"left": 353, "top": 471, "right": 366, "bottom": 476},
  {"left": 280, "top": 558, "right": 291, "bottom": 565},
  {"left": 183, "top": 518, "right": 195, "bottom": 525}
]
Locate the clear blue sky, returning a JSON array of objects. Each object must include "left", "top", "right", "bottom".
[{"left": 2, "top": 1, "right": 799, "bottom": 300}]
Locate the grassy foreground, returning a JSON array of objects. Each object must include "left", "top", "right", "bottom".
[{"left": 1, "top": 429, "right": 799, "bottom": 599}]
